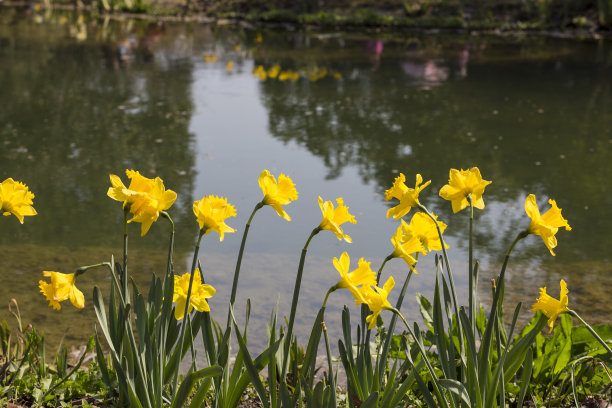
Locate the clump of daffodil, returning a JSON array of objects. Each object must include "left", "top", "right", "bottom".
[
  {"left": 531, "top": 279, "right": 569, "bottom": 333},
  {"left": 252, "top": 65, "right": 267, "bottom": 81},
  {"left": 0, "top": 178, "right": 37, "bottom": 224},
  {"left": 390, "top": 220, "right": 423, "bottom": 267},
  {"left": 403, "top": 212, "right": 449, "bottom": 255},
  {"left": 324, "top": 252, "right": 376, "bottom": 306},
  {"left": 384, "top": 173, "right": 431, "bottom": 219},
  {"left": 439, "top": 167, "right": 492, "bottom": 213},
  {"left": 267, "top": 64, "right": 281, "bottom": 79},
  {"left": 358, "top": 276, "right": 395, "bottom": 329},
  {"left": 258, "top": 170, "right": 298, "bottom": 221},
  {"left": 107, "top": 170, "right": 177, "bottom": 236},
  {"left": 173, "top": 269, "right": 216, "bottom": 320},
  {"left": 279, "top": 70, "right": 299, "bottom": 82},
  {"left": 39, "top": 271, "right": 85, "bottom": 310},
  {"left": 524, "top": 194, "right": 571, "bottom": 256},
  {"left": 317, "top": 196, "right": 356, "bottom": 242},
  {"left": 193, "top": 195, "right": 237, "bottom": 241}
]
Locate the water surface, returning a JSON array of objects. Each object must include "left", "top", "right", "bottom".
[{"left": 1, "top": 8, "right": 610, "bottom": 351}]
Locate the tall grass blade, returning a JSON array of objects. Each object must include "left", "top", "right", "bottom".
[{"left": 230, "top": 306, "right": 270, "bottom": 408}]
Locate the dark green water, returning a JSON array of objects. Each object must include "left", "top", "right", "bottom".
[{"left": 1, "top": 7, "right": 610, "bottom": 350}]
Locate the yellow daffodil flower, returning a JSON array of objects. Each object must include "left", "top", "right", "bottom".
[
  {"left": 0, "top": 178, "right": 37, "bottom": 224},
  {"left": 525, "top": 194, "right": 571, "bottom": 256},
  {"left": 107, "top": 170, "right": 177, "bottom": 236},
  {"left": 384, "top": 173, "right": 431, "bottom": 219},
  {"left": 204, "top": 54, "right": 218, "bottom": 63},
  {"left": 173, "top": 269, "right": 216, "bottom": 320},
  {"left": 279, "top": 70, "right": 299, "bottom": 82},
  {"left": 439, "top": 167, "right": 492, "bottom": 213},
  {"left": 193, "top": 195, "right": 237, "bottom": 241},
  {"left": 318, "top": 196, "right": 356, "bottom": 243},
  {"left": 390, "top": 220, "right": 422, "bottom": 267},
  {"left": 268, "top": 64, "right": 281, "bottom": 79},
  {"left": 39, "top": 271, "right": 84, "bottom": 310},
  {"left": 403, "top": 212, "right": 448, "bottom": 254},
  {"left": 252, "top": 65, "right": 267, "bottom": 81},
  {"left": 360, "top": 276, "right": 395, "bottom": 329},
  {"left": 256, "top": 33, "right": 263, "bottom": 43},
  {"left": 532, "top": 280, "right": 569, "bottom": 332},
  {"left": 226, "top": 61, "right": 234, "bottom": 72},
  {"left": 258, "top": 170, "right": 298, "bottom": 221},
  {"left": 332, "top": 252, "right": 376, "bottom": 305}
]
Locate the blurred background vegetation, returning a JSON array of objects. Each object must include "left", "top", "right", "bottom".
[{"left": 4, "top": 0, "right": 612, "bottom": 31}]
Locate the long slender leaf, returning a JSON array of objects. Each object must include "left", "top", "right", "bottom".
[
  {"left": 439, "top": 379, "right": 471, "bottom": 407},
  {"left": 517, "top": 348, "right": 533, "bottom": 408},
  {"left": 231, "top": 306, "right": 270, "bottom": 408}
]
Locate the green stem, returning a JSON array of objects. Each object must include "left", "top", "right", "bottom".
[
  {"left": 417, "top": 203, "right": 463, "bottom": 354},
  {"left": 378, "top": 265, "right": 415, "bottom": 381},
  {"left": 162, "top": 211, "right": 175, "bottom": 281},
  {"left": 468, "top": 195, "right": 476, "bottom": 338},
  {"left": 75, "top": 262, "right": 112, "bottom": 277},
  {"left": 172, "top": 228, "right": 205, "bottom": 393},
  {"left": 282, "top": 227, "right": 320, "bottom": 376},
  {"left": 375, "top": 254, "right": 394, "bottom": 284},
  {"left": 492, "top": 231, "right": 526, "bottom": 321},
  {"left": 479, "top": 230, "right": 527, "bottom": 391},
  {"left": 322, "top": 321, "right": 337, "bottom": 407},
  {"left": 568, "top": 309, "right": 612, "bottom": 355},
  {"left": 226, "top": 202, "right": 263, "bottom": 330},
  {"left": 122, "top": 207, "right": 129, "bottom": 302},
  {"left": 322, "top": 286, "right": 336, "bottom": 309},
  {"left": 365, "top": 253, "right": 395, "bottom": 354},
  {"left": 390, "top": 307, "right": 448, "bottom": 408}
]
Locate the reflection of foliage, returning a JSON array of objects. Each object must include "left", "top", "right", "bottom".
[
  {"left": 0, "top": 12, "right": 196, "bottom": 248},
  {"left": 256, "top": 33, "right": 612, "bottom": 262}
]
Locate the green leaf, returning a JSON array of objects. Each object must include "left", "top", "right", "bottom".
[
  {"left": 416, "top": 292, "right": 434, "bottom": 331},
  {"left": 360, "top": 391, "right": 379, "bottom": 408},
  {"left": 300, "top": 307, "right": 325, "bottom": 390},
  {"left": 517, "top": 347, "right": 533, "bottom": 408},
  {"left": 230, "top": 306, "right": 270, "bottom": 408},
  {"left": 439, "top": 379, "right": 471, "bottom": 407},
  {"left": 553, "top": 334, "right": 572, "bottom": 375},
  {"left": 172, "top": 366, "right": 222, "bottom": 408},
  {"left": 188, "top": 378, "right": 212, "bottom": 408}
]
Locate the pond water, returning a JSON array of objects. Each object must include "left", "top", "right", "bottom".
[{"left": 1, "top": 7, "right": 610, "bottom": 353}]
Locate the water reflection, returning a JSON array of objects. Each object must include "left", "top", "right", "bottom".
[
  {"left": 0, "top": 9, "right": 198, "bottom": 346},
  {"left": 255, "top": 34, "right": 611, "bottom": 268}
]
